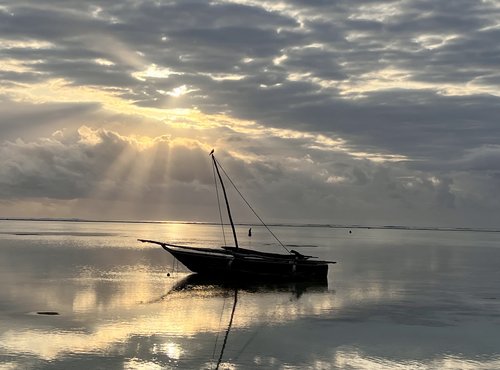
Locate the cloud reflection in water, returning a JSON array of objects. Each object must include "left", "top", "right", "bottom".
[{"left": 1, "top": 222, "right": 500, "bottom": 369}]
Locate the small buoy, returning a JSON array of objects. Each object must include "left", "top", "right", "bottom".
[
  {"left": 349, "top": 230, "right": 352, "bottom": 234},
  {"left": 167, "top": 272, "right": 170, "bottom": 277}
]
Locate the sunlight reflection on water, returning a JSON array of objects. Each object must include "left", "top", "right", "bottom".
[{"left": 1, "top": 220, "right": 500, "bottom": 369}]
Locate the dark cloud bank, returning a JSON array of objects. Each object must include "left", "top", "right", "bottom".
[{"left": 1, "top": 0, "right": 500, "bottom": 227}]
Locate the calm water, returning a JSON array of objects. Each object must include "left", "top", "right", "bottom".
[{"left": 1, "top": 220, "right": 500, "bottom": 369}]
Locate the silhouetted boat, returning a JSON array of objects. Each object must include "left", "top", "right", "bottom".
[{"left": 139, "top": 151, "right": 336, "bottom": 282}]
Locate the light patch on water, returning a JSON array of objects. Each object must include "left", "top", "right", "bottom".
[{"left": 124, "top": 358, "right": 164, "bottom": 370}]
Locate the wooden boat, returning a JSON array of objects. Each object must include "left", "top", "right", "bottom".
[{"left": 139, "top": 151, "right": 336, "bottom": 282}]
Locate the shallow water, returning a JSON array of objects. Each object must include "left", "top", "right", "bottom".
[{"left": 1, "top": 220, "right": 500, "bottom": 369}]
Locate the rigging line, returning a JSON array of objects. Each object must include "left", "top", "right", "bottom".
[
  {"left": 211, "top": 292, "right": 228, "bottom": 367},
  {"left": 212, "top": 159, "right": 227, "bottom": 246},
  {"left": 214, "top": 157, "right": 290, "bottom": 254}
]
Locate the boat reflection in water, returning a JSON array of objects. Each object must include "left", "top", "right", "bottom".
[
  {"left": 158, "top": 272, "right": 329, "bottom": 300},
  {"left": 150, "top": 273, "right": 330, "bottom": 369}
]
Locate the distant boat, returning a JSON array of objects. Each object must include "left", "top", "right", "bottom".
[{"left": 139, "top": 151, "right": 336, "bottom": 282}]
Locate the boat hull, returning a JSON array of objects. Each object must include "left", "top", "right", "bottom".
[{"left": 168, "top": 247, "right": 329, "bottom": 282}]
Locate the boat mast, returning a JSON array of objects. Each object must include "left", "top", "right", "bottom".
[
  {"left": 211, "top": 152, "right": 239, "bottom": 249},
  {"left": 215, "top": 288, "right": 238, "bottom": 369}
]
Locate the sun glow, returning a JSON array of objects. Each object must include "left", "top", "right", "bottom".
[
  {"left": 166, "top": 85, "right": 189, "bottom": 97},
  {"left": 0, "top": 77, "right": 201, "bottom": 122},
  {"left": 132, "top": 64, "right": 182, "bottom": 81},
  {"left": 80, "top": 129, "right": 167, "bottom": 218}
]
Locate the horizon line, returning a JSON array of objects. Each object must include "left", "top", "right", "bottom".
[{"left": 1, "top": 217, "right": 499, "bottom": 233}]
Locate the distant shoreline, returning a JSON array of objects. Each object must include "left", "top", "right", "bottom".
[{"left": 1, "top": 217, "right": 499, "bottom": 233}]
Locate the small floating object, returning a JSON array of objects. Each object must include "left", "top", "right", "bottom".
[{"left": 36, "top": 311, "right": 59, "bottom": 315}]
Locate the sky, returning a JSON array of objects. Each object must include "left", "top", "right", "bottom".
[{"left": 1, "top": 0, "right": 500, "bottom": 228}]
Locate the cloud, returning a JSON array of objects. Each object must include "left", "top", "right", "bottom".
[
  {"left": 0, "top": 98, "right": 101, "bottom": 141},
  {"left": 459, "top": 145, "right": 500, "bottom": 170},
  {"left": 0, "top": 122, "right": 498, "bottom": 227},
  {"left": 1, "top": 0, "right": 500, "bottom": 226},
  {"left": 0, "top": 127, "right": 210, "bottom": 197}
]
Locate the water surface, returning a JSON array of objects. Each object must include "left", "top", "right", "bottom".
[{"left": 1, "top": 220, "right": 500, "bottom": 369}]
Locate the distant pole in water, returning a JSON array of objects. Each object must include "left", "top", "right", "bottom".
[{"left": 248, "top": 228, "right": 252, "bottom": 237}]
